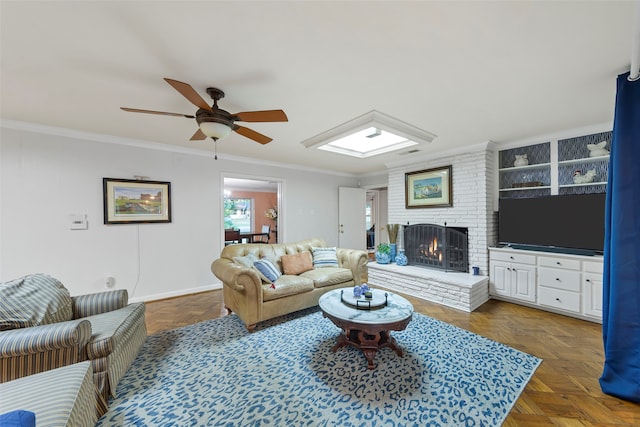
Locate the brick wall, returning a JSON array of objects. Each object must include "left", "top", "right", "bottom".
[{"left": 386, "top": 144, "right": 496, "bottom": 275}]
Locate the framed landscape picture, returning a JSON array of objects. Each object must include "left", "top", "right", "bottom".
[
  {"left": 103, "top": 178, "right": 172, "bottom": 224},
  {"left": 405, "top": 165, "right": 452, "bottom": 208}
]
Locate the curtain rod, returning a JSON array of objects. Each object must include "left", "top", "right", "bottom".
[{"left": 630, "top": 0, "right": 640, "bottom": 81}]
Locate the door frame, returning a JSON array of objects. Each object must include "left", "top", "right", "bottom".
[{"left": 221, "top": 172, "right": 284, "bottom": 250}]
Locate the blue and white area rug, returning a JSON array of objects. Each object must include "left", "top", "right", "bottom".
[{"left": 97, "top": 309, "right": 541, "bottom": 427}]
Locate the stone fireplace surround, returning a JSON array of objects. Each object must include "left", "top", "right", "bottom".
[
  {"left": 367, "top": 263, "right": 489, "bottom": 312},
  {"left": 367, "top": 144, "right": 495, "bottom": 311}
]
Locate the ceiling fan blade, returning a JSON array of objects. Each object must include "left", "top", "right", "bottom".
[
  {"left": 234, "top": 125, "right": 273, "bottom": 145},
  {"left": 190, "top": 129, "right": 207, "bottom": 141},
  {"left": 233, "top": 110, "right": 288, "bottom": 122},
  {"left": 164, "top": 78, "right": 212, "bottom": 111},
  {"left": 121, "top": 107, "right": 194, "bottom": 118}
]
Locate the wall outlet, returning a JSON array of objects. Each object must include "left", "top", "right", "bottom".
[{"left": 104, "top": 276, "right": 115, "bottom": 289}]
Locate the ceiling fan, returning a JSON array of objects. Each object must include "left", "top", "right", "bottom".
[{"left": 121, "top": 78, "right": 288, "bottom": 145}]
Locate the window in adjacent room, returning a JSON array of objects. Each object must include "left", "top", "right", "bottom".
[{"left": 224, "top": 198, "right": 252, "bottom": 233}]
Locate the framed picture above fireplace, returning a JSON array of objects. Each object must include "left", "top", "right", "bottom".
[{"left": 405, "top": 165, "right": 452, "bottom": 208}]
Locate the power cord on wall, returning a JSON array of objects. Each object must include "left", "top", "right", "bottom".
[{"left": 130, "top": 224, "right": 142, "bottom": 298}]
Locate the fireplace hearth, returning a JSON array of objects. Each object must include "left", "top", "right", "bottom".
[{"left": 404, "top": 223, "right": 468, "bottom": 272}]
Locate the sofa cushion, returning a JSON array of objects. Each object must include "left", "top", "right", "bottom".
[
  {"left": 262, "top": 276, "right": 314, "bottom": 301},
  {"left": 83, "top": 303, "right": 146, "bottom": 360},
  {"left": 301, "top": 267, "right": 354, "bottom": 288},
  {"left": 311, "top": 247, "right": 339, "bottom": 268},
  {"left": 281, "top": 252, "right": 314, "bottom": 275},
  {"left": 0, "top": 274, "right": 73, "bottom": 331},
  {"left": 253, "top": 259, "right": 282, "bottom": 283},
  {"left": 233, "top": 253, "right": 259, "bottom": 268}
]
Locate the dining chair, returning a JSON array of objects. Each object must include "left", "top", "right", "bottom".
[
  {"left": 252, "top": 225, "right": 270, "bottom": 243},
  {"left": 224, "top": 228, "right": 241, "bottom": 245}
]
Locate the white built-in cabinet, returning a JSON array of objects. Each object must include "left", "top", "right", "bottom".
[
  {"left": 489, "top": 247, "right": 603, "bottom": 323},
  {"left": 489, "top": 250, "right": 536, "bottom": 303}
]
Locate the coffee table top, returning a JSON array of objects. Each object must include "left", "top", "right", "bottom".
[{"left": 319, "top": 288, "right": 413, "bottom": 325}]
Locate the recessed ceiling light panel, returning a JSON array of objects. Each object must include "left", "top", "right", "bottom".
[{"left": 301, "top": 111, "right": 436, "bottom": 159}]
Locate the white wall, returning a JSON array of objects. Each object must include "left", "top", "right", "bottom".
[
  {"left": 0, "top": 124, "right": 358, "bottom": 301},
  {"left": 386, "top": 143, "right": 495, "bottom": 275}
]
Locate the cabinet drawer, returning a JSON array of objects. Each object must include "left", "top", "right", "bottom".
[
  {"left": 490, "top": 250, "right": 536, "bottom": 265},
  {"left": 538, "top": 256, "right": 580, "bottom": 270},
  {"left": 583, "top": 260, "right": 604, "bottom": 274},
  {"left": 538, "top": 267, "right": 581, "bottom": 292},
  {"left": 538, "top": 286, "right": 580, "bottom": 313}
]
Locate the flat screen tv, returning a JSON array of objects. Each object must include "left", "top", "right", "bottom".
[{"left": 498, "top": 193, "right": 606, "bottom": 256}]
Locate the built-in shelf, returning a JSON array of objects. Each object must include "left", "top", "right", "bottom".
[
  {"left": 558, "top": 155, "right": 609, "bottom": 166},
  {"left": 559, "top": 181, "right": 607, "bottom": 188},
  {"left": 498, "top": 131, "right": 611, "bottom": 198},
  {"left": 498, "top": 162, "right": 551, "bottom": 172},
  {"left": 499, "top": 185, "right": 551, "bottom": 192}
]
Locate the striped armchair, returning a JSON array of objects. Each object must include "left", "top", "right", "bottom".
[{"left": 0, "top": 274, "right": 147, "bottom": 416}]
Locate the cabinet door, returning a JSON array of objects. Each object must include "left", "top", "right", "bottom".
[
  {"left": 583, "top": 273, "right": 603, "bottom": 318},
  {"left": 490, "top": 261, "right": 510, "bottom": 297},
  {"left": 511, "top": 264, "right": 536, "bottom": 302}
]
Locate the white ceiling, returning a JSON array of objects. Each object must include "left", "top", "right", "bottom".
[{"left": 0, "top": 1, "right": 634, "bottom": 175}]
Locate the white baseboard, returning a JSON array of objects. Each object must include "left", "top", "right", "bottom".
[{"left": 129, "top": 282, "right": 222, "bottom": 303}]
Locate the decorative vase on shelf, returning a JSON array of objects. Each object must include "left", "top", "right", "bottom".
[
  {"left": 395, "top": 250, "right": 408, "bottom": 266},
  {"left": 513, "top": 154, "right": 529, "bottom": 167},
  {"left": 375, "top": 252, "right": 391, "bottom": 264},
  {"left": 389, "top": 243, "right": 397, "bottom": 263},
  {"left": 375, "top": 243, "right": 391, "bottom": 264}
]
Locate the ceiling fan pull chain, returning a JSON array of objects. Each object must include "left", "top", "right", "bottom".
[{"left": 215, "top": 139, "right": 218, "bottom": 160}]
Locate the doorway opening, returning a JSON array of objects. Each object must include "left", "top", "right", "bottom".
[
  {"left": 365, "top": 187, "right": 388, "bottom": 255},
  {"left": 222, "top": 175, "right": 282, "bottom": 247}
]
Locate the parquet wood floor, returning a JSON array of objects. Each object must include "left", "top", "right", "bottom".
[{"left": 145, "top": 290, "right": 640, "bottom": 426}]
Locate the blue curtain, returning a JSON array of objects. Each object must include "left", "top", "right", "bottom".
[{"left": 599, "top": 72, "right": 640, "bottom": 402}]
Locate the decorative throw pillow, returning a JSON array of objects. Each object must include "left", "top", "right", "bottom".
[
  {"left": 253, "top": 259, "right": 282, "bottom": 283},
  {"left": 233, "top": 253, "right": 259, "bottom": 268},
  {"left": 312, "top": 247, "right": 339, "bottom": 268},
  {"left": 281, "top": 252, "right": 314, "bottom": 275}
]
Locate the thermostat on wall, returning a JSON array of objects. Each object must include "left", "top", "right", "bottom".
[{"left": 69, "top": 214, "right": 88, "bottom": 230}]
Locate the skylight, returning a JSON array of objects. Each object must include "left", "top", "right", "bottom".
[{"left": 301, "top": 111, "right": 436, "bottom": 159}]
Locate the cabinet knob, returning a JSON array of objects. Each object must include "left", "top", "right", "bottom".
[
  {"left": 510, "top": 256, "right": 514, "bottom": 260},
  {"left": 556, "top": 278, "right": 561, "bottom": 281},
  {"left": 586, "top": 279, "right": 591, "bottom": 282},
  {"left": 556, "top": 297, "right": 561, "bottom": 302},
  {"left": 556, "top": 261, "right": 561, "bottom": 265}
]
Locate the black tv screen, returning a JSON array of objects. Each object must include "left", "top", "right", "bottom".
[{"left": 498, "top": 193, "right": 606, "bottom": 255}]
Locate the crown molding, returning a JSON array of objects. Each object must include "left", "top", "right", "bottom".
[{"left": 0, "top": 119, "right": 358, "bottom": 178}]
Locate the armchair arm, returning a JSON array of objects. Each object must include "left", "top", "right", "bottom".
[
  {"left": 0, "top": 319, "right": 92, "bottom": 357},
  {"left": 72, "top": 289, "right": 128, "bottom": 318},
  {"left": 336, "top": 248, "right": 369, "bottom": 285},
  {"left": 211, "top": 258, "right": 263, "bottom": 293}
]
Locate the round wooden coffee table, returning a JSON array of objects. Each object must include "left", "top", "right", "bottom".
[{"left": 319, "top": 288, "right": 413, "bottom": 369}]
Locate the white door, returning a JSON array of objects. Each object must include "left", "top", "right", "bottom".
[{"left": 338, "top": 187, "right": 366, "bottom": 250}]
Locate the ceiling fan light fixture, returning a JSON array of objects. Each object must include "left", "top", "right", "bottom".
[{"left": 199, "top": 121, "right": 232, "bottom": 140}]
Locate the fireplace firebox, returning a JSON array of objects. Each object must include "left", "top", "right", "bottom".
[{"left": 404, "top": 223, "right": 468, "bottom": 272}]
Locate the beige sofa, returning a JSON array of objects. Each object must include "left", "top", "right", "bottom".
[{"left": 211, "top": 238, "right": 368, "bottom": 331}]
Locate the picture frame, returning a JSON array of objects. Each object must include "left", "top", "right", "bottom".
[
  {"left": 103, "top": 178, "right": 171, "bottom": 224},
  {"left": 405, "top": 165, "right": 453, "bottom": 209}
]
